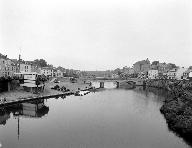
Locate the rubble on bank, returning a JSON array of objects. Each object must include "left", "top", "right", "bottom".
[{"left": 145, "top": 79, "right": 192, "bottom": 138}]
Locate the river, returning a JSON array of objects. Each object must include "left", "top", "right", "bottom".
[{"left": 0, "top": 83, "right": 191, "bottom": 148}]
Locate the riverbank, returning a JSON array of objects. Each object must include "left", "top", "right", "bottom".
[
  {"left": 160, "top": 87, "right": 192, "bottom": 137},
  {"left": 0, "top": 78, "right": 91, "bottom": 102},
  {"left": 133, "top": 79, "right": 192, "bottom": 141},
  {"left": 143, "top": 79, "right": 192, "bottom": 141}
]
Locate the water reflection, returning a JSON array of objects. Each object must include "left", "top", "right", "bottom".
[
  {"left": 134, "top": 86, "right": 192, "bottom": 147},
  {"left": 0, "top": 88, "right": 190, "bottom": 148},
  {"left": 0, "top": 109, "right": 10, "bottom": 125},
  {"left": 134, "top": 86, "right": 168, "bottom": 102},
  {"left": 91, "top": 81, "right": 117, "bottom": 89},
  {"left": 0, "top": 99, "right": 49, "bottom": 141}
]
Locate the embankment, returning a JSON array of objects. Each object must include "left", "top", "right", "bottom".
[{"left": 145, "top": 79, "right": 192, "bottom": 139}]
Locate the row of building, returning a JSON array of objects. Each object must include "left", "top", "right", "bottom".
[
  {"left": 147, "top": 68, "right": 192, "bottom": 80},
  {"left": 0, "top": 53, "right": 80, "bottom": 78},
  {"left": 114, "top": 58, "right": 192, "bottom": 80}
]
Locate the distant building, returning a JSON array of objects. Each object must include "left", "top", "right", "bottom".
[
  {"left": 189, "top": 72, "right": 192, "bottom": 81},
  {"left": 122, "top": 66, "right": 135, "bottom": 75},
  {"left": 158, "top": 63, "right": 168, "bottom": 73},
  {"left": 111, "top": 73, "right": 119, "bottom": 79},
  {"left": 183, "top": 69, "right": 192, "bottom": 80},
  {"left": 167, "top": 68, "right": 177, "bottom": 79},
  {"left": 175, "top": 67, "right": 187, "bottom": 80},
  {"left": 148, "top": 70, "right": 158, "bottom": 79},
  {"left": 55, "top": 69, "right": 63, "bottom": 77},
  {"left": 40, "top": 67, "right": 54, "bottom": 77},
  {"left": 20, "top": 62, "right": 32, "bottom": 73},
  {"left": 0, "top": 54, "right": 17, "bottom": 77},
  {"left": 133, "top": 58, "right": 150, "bottom": 74}
]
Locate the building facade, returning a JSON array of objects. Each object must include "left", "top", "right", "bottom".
[
  {"left": 40, "top": 67, "right": 54, "bottom": 77},
  {"left": 0, "top": 55, "right": 17, "bottom": 77},
  {"left": 148, "top": 70, "right": 158, "bottom": 79},
  {"left": 183, "top": 69, "right": 192, "bottom": 80},
  {"left": 167, "top": 68, "right": 177, "bottom": 79},
  {"left": 175, "top": 67, "right": 187, "bottom": 80},
  {"left": 133, "top": 58, "right": 150, "bottom": 74}
]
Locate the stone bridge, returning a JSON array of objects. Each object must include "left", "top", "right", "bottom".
[{"left": 97, "top": 78, "right": 144, "bottom": 88}]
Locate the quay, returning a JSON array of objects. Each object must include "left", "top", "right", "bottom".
[{"left": 0, "top": 91, "right": 74, "bottom": 108}]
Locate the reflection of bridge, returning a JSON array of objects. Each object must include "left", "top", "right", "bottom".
[{"left": 94, "top": 78, "right": 144, "bottom": 89}]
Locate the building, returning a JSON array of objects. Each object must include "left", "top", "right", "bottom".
[
  {"left": 167, "top": 68, "right": 177, "bottom": 79},
  {"left": 189, "top": 72, "right": 192, "bottom": 81},
  {"left": 111, "top": 73, "right": 119, "bottom": 79},
  {"left": 183, "top": 69, "right": 192, "bottom": 80},
  {"left": 175, "top": 67, "right": 187, "bottom": 80},
  {"left": 122, "top": 66, "right": 135, "bottom": 75},
  {"left": 18, "top": 72, "right": 44, "bottom": 92},
  {"left": 55, "top": 69, "right": 63, "bottom": 77},
  {"left": 133, "top": 58, "right": 150, "bottom": 74},
  {"left": 40, "top": 67, "right": 54, "bottom": 77},
  {"left": 0, "top": 54, "right": 17, "bottom": 77},
  {"left": 158, "top": 63, "right": 168, "bottom": 73},
  {"left": 148, "top": 70, "right": 158, "bottom": 79},
  {"left": 20, "top": 62, "right": 32, "bottom": 73}
]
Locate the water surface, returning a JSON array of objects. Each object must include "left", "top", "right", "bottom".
[{"left": 0, "top": 87, "right": 190, "bottom": 148}]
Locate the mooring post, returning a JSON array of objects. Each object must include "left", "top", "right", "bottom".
[
  {"left": 116, "top": 81, "right": 120, "bottom": 88},
  {"left": 8, "top": 82, "right": 11, "bottom": 92},
  {"left": 100, "top": 82, "right": 104, "bottom": 88}
]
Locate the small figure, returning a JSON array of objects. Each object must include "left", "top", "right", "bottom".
[{"left": 4, "top": 98, "right": 6, "bottom": 102}]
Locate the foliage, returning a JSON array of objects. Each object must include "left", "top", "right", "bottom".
[
  {"left": 34, "top": 59, "right": 48, "bottom": 67},
  {"left": 152, "top": 61, "right": 159, "bottom": 65}
]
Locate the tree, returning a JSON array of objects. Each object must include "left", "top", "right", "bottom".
[
  {"left": 168, "top": 63, "right": 177, "bottom": 69},
  {"left": 114, "top": 68, "right": 121, "bottom": 75},
  {"left": 34, "top": 59, "right": 48, "bottom": 67},
  {"left": 152, "top": 61, "right": 159, "bottom": 65}
]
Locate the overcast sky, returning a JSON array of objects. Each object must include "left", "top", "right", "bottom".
[{"left": 0, "top": 0, "right": 192, "bottom": 70}]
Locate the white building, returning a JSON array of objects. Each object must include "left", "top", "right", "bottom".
[
  {"left": 167, "top": 68, "right": 177, "bottom": 79},
  {"left": 189, "top": 72, "right": 192, "bottom": 81},
  {"left": 15, "top": 72, "right": 44, "bottom": 92},
  {"left": 20, "top": 63, "right": 32, "bottom": 73},
  {"left": 55, "top": 69, "right": 63, "bottom": 77},
  {"left": 175, "top": 67, "right": 187, "bottom": 80},
  {"left": 0, "top": 57, "right": 17, "bottom": 77},
  {"left": 148, "top": 70, "right": 158, "bottom": 79},
  {"left": 183, "top": 69, "right": 192, "bottom": 80},
  {"left": 40, "top": 67, "right": 54, "bottom": 77},
  {"left": 111, "top": 74, "right": 119, "bottom": 79}
]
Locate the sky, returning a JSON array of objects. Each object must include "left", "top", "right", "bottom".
[{"left": 0, "top": 0, "right": 192, "bottom": 70}]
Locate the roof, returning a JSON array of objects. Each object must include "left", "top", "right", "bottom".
[
  {"left": 14, "top": 72, "right": 41, "bottom": 75},
  {"left": 41, "top": 67, "right": 53, "bottom": 70},
  {"left": 184, "top": 69, "right": 192, "bottom": 74},
  {"left": 133, "top": 59, "right": 150, "bottom": 65},
  {"left": 0, "top": 53, "right": 8, "bottom": 59}
]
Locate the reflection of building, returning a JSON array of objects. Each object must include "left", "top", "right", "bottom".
[
  {"left": 21, "top": 100, "right": 49, "bottom": 118},
  {"left": 0, "top": 111, "right": 10, "bottom": 125},
  {"left": 18, "top": 100, "right": 49, "bottom": 139},
  {"left": 0, "top": 99, "right": 49, "bottom": 140}
]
